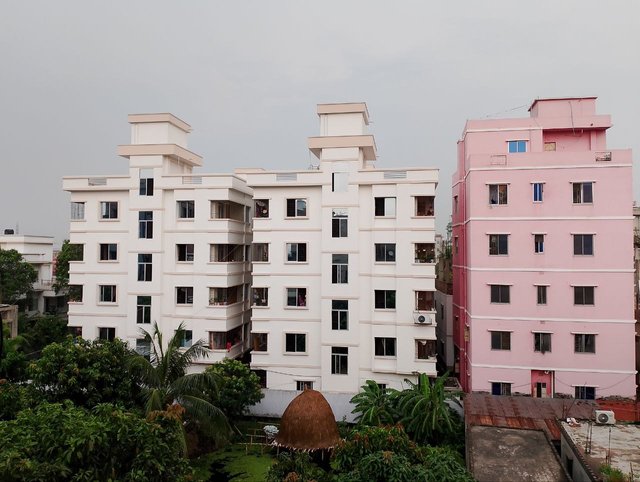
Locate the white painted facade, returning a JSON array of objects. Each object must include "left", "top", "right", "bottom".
[
  {"left": 243, "top": 103, "right": 439, "bottom": 393},
  {"left": 0, "top": 234, "right": 61, "bottom": 313},
  {"left": 62, "top": 114, "right": 253, "bottom": 367}
]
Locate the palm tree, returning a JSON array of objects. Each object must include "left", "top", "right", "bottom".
[
  {"left": 393, "top": 373, "right": 457, "bottom": 445},
  {"left": 350, "top": 379, "right": 397, "bottom": 426},
  {"left": 129, "top": 322, "right": 229, "bottom": 443}
]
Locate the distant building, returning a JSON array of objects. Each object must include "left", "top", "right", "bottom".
[
  {"left": 0, "top": 304, "right": 18, "bottom": 338},
  {"left": 435, "top": 233, "right": 454, "bottom": 373},
  {"left": 452, "top": 97, "right": 636, "bottom": 398},
  {"left": 0, "top": 234, "right": 64, "bottom": 314},
  {"left": 62, "top": 114, "right": 253, "bottom": 367}
]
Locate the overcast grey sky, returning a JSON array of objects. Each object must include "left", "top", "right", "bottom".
[{"left": 1, "top": 1, "right": 639, "bottom": 245}]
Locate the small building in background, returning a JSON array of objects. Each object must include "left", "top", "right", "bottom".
[
  {"left": 0, "top": 233, "right": 65, "bottom": 314},
  {"left": 0, "top": 304, "right": 19, "bottom": 339}
]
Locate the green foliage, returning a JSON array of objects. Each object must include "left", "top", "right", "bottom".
[
  {"left": 336, "top": 451, "right": 429, "bottom": 482},
  {"left": 600, "top": 464, "right": 629, "bottom": 482},
  {"left": 0, "top": 382, "right": 43, "bottom": 421},
  {"left": 20, "top": 314, "right": 69, "bottom": 355},
  {"left": 417, "top": 445, "right": 474, "bottom": 482},
  {"left": 29, "top": 338, "right": 140, "bottom": 408},
  {"left": 266, "top": 451, "right": 328, "bottom": 482},
  {"left": 0, "top": 249, "right": 37, "bottom": 304},
  {"left": 0, "top": 402, "right": 190, "bottom": 481},
  {"left": 393, "top": 373, "right": 459, "bottom": 445},
  {"left": 52, "top": 240, "right": 83, "bottom": 293},
  {"left": 205, "top": 358, "right": 264, "bottom": 422},
  {"left": 128, "top": 322, "right": 229, "bottom": 441},
  {"left": 350, "top": 380, "right": 397, "bottom": 426},
  {"left": 0, "top": 333, "right": 28, "bottom": 381},
  {"left": 333, "top": 425, "right": 472, "bottom": 482}
]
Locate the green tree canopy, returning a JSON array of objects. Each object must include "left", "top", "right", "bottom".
[
  {"left": 0, "top": 249, "right": 37, "bottom": 304},
  {"left": 0, "top": 402, "right": 190, "bottom": 481},
  {"left": 52, "top": 240, "right": 83, "bottom": 293},
  {"left": 205, "top": 358, "right": 263, "bottom": 422},
  {"left": 20, "top": 314, "right": 68, "bottom": 355},
  {"left": 28, "top": 338, "right": 140, "bottom": 408},
  {"left": 128, "top": 322, "right": 229, "bottom": 441},
  {"left": 350, "top": 379, "right": 397, "bottom": 426}
]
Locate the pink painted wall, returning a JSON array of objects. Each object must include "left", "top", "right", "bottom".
[{"left": 453, "top": 97, "right": 636, "bottom": 398}]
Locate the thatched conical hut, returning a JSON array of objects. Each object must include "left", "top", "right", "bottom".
[{"left": 274, "top": 389, "right": 341, "bottom": 452}]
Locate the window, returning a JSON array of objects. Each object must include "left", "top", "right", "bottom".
[
  {"left": 70, "top": 202, "right": 85, "bottom": 220},
  {"left": 491, "top": 331, "right": 511, "bottom": 350},
  {"left": 375, "top": 243, "right": 396, "bottom": 263},
  {"left": 286, "top": 287, "right": 307, "bottom": 307},
  {"left": 177, "top": 244, "right": 194, "bottom": 262},
  {"left": 286, "top": 198, "right": 307, "bottom": 218},
  {"left": 252, "top": 243, "right": 269, "bottom": 262},
  {"left": 210, "top": 244, "right": 245, "bottom": 262},
  {"left": 178, "top": 330, "right": 192, "bottom": 348},
  {"left": 507, "top": 140, "right": 527, "bottom": 153},
  {"left": 210, "top": 332, "right": 227, "bottom": 350},
  {"left": 332, "top": 172, "right": 348, "bottom": 192},
  {"left": 332, "top": 254, "right": 348, "bottom": 284},
  {"left": 331, "top": 347, "right": 348, "bottom": 374},
  {"left": 99, "top": 243, "right": 118, "bottom": 261},
  {"left": 136, "top": 296, "right": 151, "bottom": 324},
  {"left": 537, "top": 286, "right": 547, "bottom": 305},
  {"left": 285, "top": 333, "right": 306, "bottom": 353},
  {"left": 572, "top": 182, "right": 593, "bottom": 204},
  {"left": 374, "top": 337, "right": 396, "bottom": 357},
  {"left": 573, "top": 234, "right": 594, "bottom": 255},
  {"left": 415, "top": 291, "right": 435, "bottom": 311},
  {"left": 68, "top": 285, "right": 83, "bottom": 302},
  {"left": 136, "top": 339, "right": 151, "bottom": 360},
  {"left": 489, "top": 184, "right": 508, "bottom": 205},
  {"left": 137, "top": 254, "right": 152, "bottom": 281},
  {"left": 332, "top": 300, "right": 348, "bottom": 330},
  {"left": 254, "top": 199, "right": 269, "bottom": 218},
  {"left": 139, "top": 168, "right": 154, "bottom": 196},
  {"left": 534, "top": 234, "right": 544, "bottom": 254},
  {"left": 252, "top": 333, "right": 268, "bottom": 352},
  {"left": 544, "top": 142, "right": 556, "bottom": 151},
  {"left": 415, "top": 196, "right": 435, "bottom": 216},
  {"left": 574, "top": 334, "right": 596, "bottom": 353},
  {"left": 252, "top": 288, "right": 268, "bottom": 307},
  {"left": 296, "top": 381, "right": 313, "bottom": 391},
  {"left": 491, "top": 382, "right": 512, "bottom": 396},
  {"left": 176, "top": 287, "right": 194, "bottom": 305},
  {"left": 138, "top": 211, "right": 153, "bottom": 239},
  {"left": 68, "top": 326, "right": 82, "bottom": 337},
  {"left": 209, "top": 286, "right": 243, "bottom": 306},
  {"left": 453, "top": 195, "right": 458, "bottom": 214},
  {"left": 375, "top": 290, "right": 396, "bottom": 309},
  {"left": 210, "top": 201, "right": 244, "bottom": 221},
  {"left": 534, "top": 332, "right": 552, "bottom": 353},
  {"left": 98, "top": 327, "right": 115, "bottom": 341},
  {"left": 533, "top": 183, "right": 544, "bottom": 202},
  {"left": 100, "top": 201, "right": 118, "bottom": 219},
  {"left": 489, "top": 234, "right": 508, "bottom": 255},
  {"left": 374, "top": 197, "right": 396, "bottom": 217},
  {"left": 332, "top": 209, "right": 348, "bottom": 238},
  {"left": 177, "top": 200, "right": 195, "bottom": 219},
  {"left": 416, "top": 339, "right": 437, "bottom": 359},
  {"left": 415, "top": 243, "right": 436, "bottom": 263},
  {"left": 99, "top": 285, "right": 116, "bottom": 303},
  {"left": 574, "top": 286, "right": 594, "bottom": 305},
  {"left": 286, "top": 243, "right": 307, "bottom": 262},
  {"left": 490, "top": 285, "right": 510, "bottom": 304},
  {"left": 575, "top": 386, "right": 596, "bottom": 400}
]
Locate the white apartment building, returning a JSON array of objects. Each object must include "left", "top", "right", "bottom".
[
  {"left": 63, "top": 114, "right": 253, "bottom": 366},
  {"left": 0, "top": 233, "right": 64, "bottom": 314},
  {"left": 243, "top": 103, "right": 438, "bottom": 393}
]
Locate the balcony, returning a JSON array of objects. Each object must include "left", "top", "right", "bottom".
[{"left": 33, "top": 279, "right": 53, "bottom": 291}]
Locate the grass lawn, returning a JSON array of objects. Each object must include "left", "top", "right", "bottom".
[{"left": 191, "top": 444, "right": 275, "bottom": 481}]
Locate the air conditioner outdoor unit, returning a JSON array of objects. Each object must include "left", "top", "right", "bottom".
[
  {"left": 594, "top": 410, "right": 616, "bottom": 425},
  {"left": 413, "top": 313, "right": 432, "bottom": 325}
]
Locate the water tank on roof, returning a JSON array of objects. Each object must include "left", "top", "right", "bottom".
[{"left": 3, "top": 229, "right": 14, "bottom": 235}]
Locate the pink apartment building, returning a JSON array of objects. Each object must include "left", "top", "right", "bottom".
[{"left": 452, "top": 97, "right": 636, "bottom": 399}]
